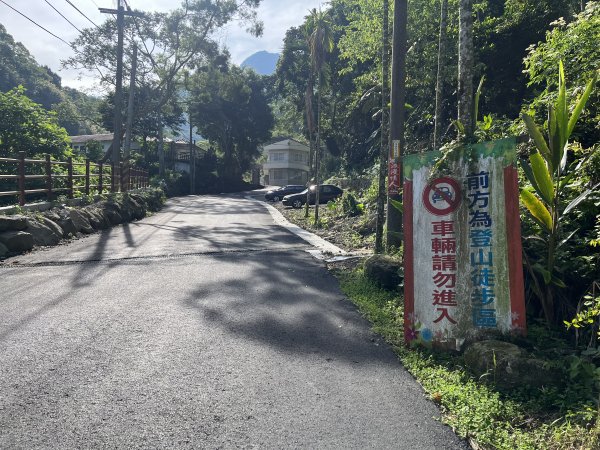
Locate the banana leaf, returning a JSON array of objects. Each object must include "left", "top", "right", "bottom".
[
  {"left": 554, "top": 61, "right": 568, "bottom": 170},
  {"left": 522, "top": 113, "right": 552, "bottom": 167},
  {"left": 567, "top": 72, "right": 598, "bottom": 139},
  {"left": 520, "top": 158, "right": 542, "bottom": 196},
  {"left": 529, "top": 151, "right": 554, "bottom": 204},
  {"left": 521, "top": 189, "right": 553, "bottom": 232}
]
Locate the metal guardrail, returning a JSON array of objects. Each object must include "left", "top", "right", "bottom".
[{"left": 0, "top": 151, "right": 149, "bottom": 206}]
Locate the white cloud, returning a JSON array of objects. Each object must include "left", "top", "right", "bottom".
[{"left": 0, "top": 0, "right": 325, "bottom": 90}]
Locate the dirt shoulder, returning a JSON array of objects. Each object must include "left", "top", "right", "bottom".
[{"left": 270, "top": 200, "right": 376, "bottom": 254}]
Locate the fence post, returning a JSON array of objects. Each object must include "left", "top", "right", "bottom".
[
  {"left": 67, "top": 156, "right": 74, "bottom": 199},
  {"left": 98, "top": 162, "right": 103, "bottom": 194},
  {"left": 45, "top": 154, "right": 53, "bottom": 202},
  {"left": 85, "top": 159, "right": 90, "bottom": 196},
  {"left": 18, "top": 151, "right": 26, "bottom": 206}
]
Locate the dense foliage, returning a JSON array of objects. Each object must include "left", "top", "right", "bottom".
[
  {"left": 0, "top": 25, "right": 102, "bottom": 135},
  {"left": 0, "top": 87, "right": 70, "bottom": 158}
]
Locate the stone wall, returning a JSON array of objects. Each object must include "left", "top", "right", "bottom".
[{"left": 0, "top": 189, "right": 165, "bottom": 258}]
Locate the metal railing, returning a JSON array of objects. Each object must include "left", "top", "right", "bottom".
[{"left": 0, "top": 151, "right": 149, "bottom": 206}]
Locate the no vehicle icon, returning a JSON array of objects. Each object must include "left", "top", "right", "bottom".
[{"left": 423, "top": 176, "right": 462, "bottom": 216}]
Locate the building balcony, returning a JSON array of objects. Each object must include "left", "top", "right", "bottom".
[{"left": 263, "top": 161, "right": 309, "bottom": 171}]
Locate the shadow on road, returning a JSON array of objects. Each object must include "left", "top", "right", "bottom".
[{"left": 183, "top": 250, "right": 395, "bottom": 366}]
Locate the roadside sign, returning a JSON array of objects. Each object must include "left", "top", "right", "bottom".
[
  {"left": 422, "top": 176, "right": 462, "bottom": 216},
  {"left": 388, "top": 160, "right": 401, "bottom": 196},
  {"left": 403, "top": 138, "right": 526, "bottom": 350}
]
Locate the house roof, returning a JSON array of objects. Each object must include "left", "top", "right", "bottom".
[
  {"left": 264, "top": 138, "right": 310, "bottom": 151},
  {"left": 69, "top": 133, "right": 113, "bottom": 143},
  {"left": 70, "top": 134, "right": 205, "bottom": 149}
]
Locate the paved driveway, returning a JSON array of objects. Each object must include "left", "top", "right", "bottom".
[{"left": 0, "top": 195, "right": 467, "bottom": 449}]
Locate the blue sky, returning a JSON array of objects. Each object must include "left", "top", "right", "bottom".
[{"left": 1, "top": 0, "right": 325, "bottom": 91}]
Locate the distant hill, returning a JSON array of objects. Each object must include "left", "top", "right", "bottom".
[{"left": 241, "top": 51, "right": 279, "bottom": 75}]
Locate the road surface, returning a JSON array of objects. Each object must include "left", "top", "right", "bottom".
[{"left": 0, "top": 194, "right": 467, "bottom": 449}]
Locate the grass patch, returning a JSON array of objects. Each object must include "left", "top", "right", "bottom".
[
  {"left": 334, "top": 268, "right": 600, "bottom": 450},
  {"left": 276, "top": 203, "right": 374, "bottom": 252}
]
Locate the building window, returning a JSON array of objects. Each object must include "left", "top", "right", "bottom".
[
  {"left": 293, "top": 152, "right": 306, "bottom": 162},
  {"left": 271, "top": 152, "right": 285, "bottom": 161},
  {"left": 273, "top": 169, "right": 285, "bottom": 180}
]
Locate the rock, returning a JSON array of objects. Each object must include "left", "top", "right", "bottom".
[
  {"left": 463, "top": 340, "right": 559, "bottom": 391},
  {"left": 42, "top": 210, "right": 61, "bottom": 222},
  {"left": 102, "top": 201, "right": 129, "bottom": 224},
  {"left": 40, "top": 217, "right": 64, "bottom": 239},
  {"left": 68, "top": 208, "right": 94, "bottom": 234},
  {"left": 55, "top": 210, "right": 77, "bottom": 237},
  {"left": 25, "top": 218, "right": 62, "bottom": 246},
  {"left": 0, "top": 242, "right": 8, "bottom": 258},
  {"left": 0, "top": 215, "right": 28, "bottom": 232},
  {"left": 364, "top": 254, "right": 403, "bottom": 290},
  {"left": 124, "top": 196, "right": 145, "bottom": 220},
  {"left": 84, "top": 206, "right": 110, "bottom": 230},
  {"left": 101, "top": 202, "right": 123, "bottom": 225},
  {"left": 117, "top": 201, "right": 133, "bottom": 222},
  {"left": 0, "top": 230, "right": 34, "bottom": 252}
]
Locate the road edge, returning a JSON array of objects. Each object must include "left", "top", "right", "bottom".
[{"left": 244, "top": 196, "right": 347, "bottom": 256}]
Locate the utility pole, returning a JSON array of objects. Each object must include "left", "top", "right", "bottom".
[
  {"left": 189, "top": 116, "right": 195, "bottom": 195},
  {"left": 386, "top": 0, "right": 408, "bottom": 251},
  {"left": 124, "top": 45, "right": 137, "bottom": 160},
  {"left": 100, "top": 1, "right": 143, "bottom": 191},
  {"left": 123, "top": 45, "right": 137, "bottom": 191}
]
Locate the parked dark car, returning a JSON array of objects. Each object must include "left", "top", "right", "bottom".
[
  {"left": 282, "top": 184, "right": 343, "bottom": 209},
  {"left": 264, "top": 185, "right": 306, "bottom": 202}
]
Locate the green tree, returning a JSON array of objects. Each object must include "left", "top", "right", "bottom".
[
  {"left": 65, "top": 1, "right": 264, "bottom": 168},
  {"left": 0, "top": 86, "right": 70, "bottom": 158},
  {"left": 189, "top": 64, "right": 273, "bottom": 182},
  {"left": 0, "top": 24, "right": 102, "bottom": 135}
]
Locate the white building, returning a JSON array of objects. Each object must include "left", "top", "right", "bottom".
[
  {"left": 69, "top": 133, "right": 116, "bottom": 156},
  {"left": 262, "top": 138, "right": 310, "bottom": 186}
]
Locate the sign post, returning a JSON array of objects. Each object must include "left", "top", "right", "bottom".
[{"left": 403, "top": 138, "right": 526, "bottom": 350}]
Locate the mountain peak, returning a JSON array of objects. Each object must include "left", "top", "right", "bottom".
[{"left": 241, "top": 51, "right": 279, "bottom": 75}]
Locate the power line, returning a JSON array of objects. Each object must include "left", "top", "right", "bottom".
[
  {"left": 63, "top": 0, "right": 100, "bottom": 29},
  {"left": 0, "top": 0, "right": 71, "bottom": 46},
  {"left": 44, "top": 0, "right": 83, "bottom": 34}
]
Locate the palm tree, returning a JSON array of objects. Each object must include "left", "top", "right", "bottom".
[{"left": 305, "top": 8, "right": 334, "bottom": 226}]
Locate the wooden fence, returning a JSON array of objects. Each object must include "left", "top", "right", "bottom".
[{"left": 0, "top": 151, "right": 149, "bottom": 206}]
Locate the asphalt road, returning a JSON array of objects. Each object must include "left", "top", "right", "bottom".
[{"left": 0, "top": 194, "right": 467, "bottom": 449}]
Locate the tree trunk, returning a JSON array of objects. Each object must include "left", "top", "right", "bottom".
[
  {"left": 458, "top": 0, "right": 474, "bottom": 138},
  {"left": 434, "top": 0, "right": 449, "bottom": 150},
  {"left": 375, "top": 0, "right": 390, "bottom": 253}
]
